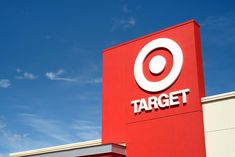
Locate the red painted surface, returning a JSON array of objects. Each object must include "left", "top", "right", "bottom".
[{"left": 102, "top": 20, "right": 206, "bottom": 157}]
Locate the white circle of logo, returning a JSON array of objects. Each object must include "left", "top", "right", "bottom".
[{"left": 134, "top": 38, "right": 183, "bottom": 92}]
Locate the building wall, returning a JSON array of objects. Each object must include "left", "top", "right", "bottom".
[{"left": 202, "top": 92, "right": 235, "bottom": 157}]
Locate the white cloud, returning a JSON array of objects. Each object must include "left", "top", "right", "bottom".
[
  {"left": 76, "top": 131, "right": 100, "bottom": 141},
  {"left": 105, "top": 40, "right": 118, "bottom": 47},
  {"left": 0, "top": 119, "right": 6, "bottom": 129},
  {"left": 16, "top": 68, "right": 22, "bottom": 73},
  {"left": 19, "top": 113, "right": 72, "bottom": 143},
  {"left": 72, "top": 120, "right": 100, "bottom": 131},
  {"left": 126, "top": 17, "right": 136, "bottom": 27},
  {"left": 0, "top": 128, "right": 53, "bottom": 155},
  {"left": 111, "top": 4, "right": 138, "bottom": 31},
  {"left": 201, "top": 14, "right": 235, "bottom": 46},
  {"left": 121, "top": 4, "right": 141, "bottom": 14},
  {"left": 0, "top": 79, "right": 11, "bottom": 88},
  {"left": 0, "top": 118, "right": 53, "bottom": 155},
  {"left": 72, "top": 120, "right": 101, "bottom": 141},
  {"left": 122, "top": 5, "right": 131, "bottom": 13},
  {"left": 86, "top": 77, "right": 102, "bottom": 84},
  {"left": 0, "top": 115, "right": 101, "bottom": 155},
  {"left": 45, "top": 69, "right": 75, "bottom": 82},
  {"left": 111, "top": 17, "right": 136, "bottom": 31},
  {"left": 16, "top": 72, "right": 37, "bottom": 80},
  {"left": 0, "top": 153, "right": 7, "bottom": 157},
  {"left": 19, "top": 113, "right": 101, "bottom": 142},
  {"left": 45, "top": 69, "right": 101, "bottom": 84}
]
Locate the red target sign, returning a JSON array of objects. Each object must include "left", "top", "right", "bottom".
[{"left": 102, "top": 20, "right": 206, "bottom": 157}]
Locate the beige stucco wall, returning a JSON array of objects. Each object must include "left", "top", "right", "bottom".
[{"left": 202, "top": 92, "right": 235, "bottom": 157}]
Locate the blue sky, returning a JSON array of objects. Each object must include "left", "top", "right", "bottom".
[{"left": 0, "top": 0, "right": 235, "bottom": 156}]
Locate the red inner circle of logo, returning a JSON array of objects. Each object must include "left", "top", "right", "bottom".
[{"left": 143, "top": 48, "right": 173, "bottom": 82}]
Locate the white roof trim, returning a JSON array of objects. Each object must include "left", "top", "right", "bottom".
[
  {"left": 10, "top": 139, "right": 101, "bottom": 157},
  {"left": 202, "top": 91, "right": 235, "bottom": 104},
  {"left": 10, "top": 143, "right": 126, "bottom": 157}
]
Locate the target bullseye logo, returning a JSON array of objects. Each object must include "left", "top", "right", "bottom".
[{"left": 134, "top": 38, "right": 183, "bottom": 92}]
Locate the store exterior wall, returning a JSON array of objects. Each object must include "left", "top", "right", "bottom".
[{"left": 202, "top": 92, "right": 235, "bottom": 157}]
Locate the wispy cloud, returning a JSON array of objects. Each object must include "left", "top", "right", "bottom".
[
  {"left": 45, "top": 68, "right": 101, "bottom": 84},
  {"left": 0, "top": 119, "right": 6, "bottom": 129},
  {"left": 124, "top": 17, "right": 136, "bottom": 28},
  {"left": 105, "top": 40, "right": 118, "bottom": 47},
  {"left": 111, "top": 17, "right": 136, "bottom": 31},
  {"left": 122, "top": 5, "right": 131, "bottom": 13},
  {"left": 18, "top": 113, "right": 101, "bottom": 142},
  {"left": 72, "top": 120, "right": 101, "bottom": 141},
  {"left": 121, "top": 4, "right": 141, "bottom": 14},
  {"left": 86, "top": 77, "right": 102, "bottom": 84},
  {"left": 201, "top": 13, "right": 235, "bottom": 46},
  {"left": 72, "top": 120, "right": 100, "bottom": 131},
  {"left": 11, "top": 104, "right": 32, "bottom": 112},
  {"left": 200, "top": 13, "right": 235, "bottom": 95},
  {"left": 45, "top": 69, "right": 75, "bottom": 82},
  {"left": 16, "top": 68, "right": 22, "bottom": 73},
  {"left": 0, "top": 118, "right": 53, "bottom": 155},
  {"left": 0, "top": 153, "right": 7, "bottom": 157},
  {"left": 111, "top": 4, "right": 138, "bottom": 31},
  {"left": 16, "top": 68, "right": 37, "bottom": 80},
  {"left": 0, "top": 115, "right": 101, "bottom": 155},
  {"left": 19, "top": 113, "right": 72, "bottom": 143},
  {"left": 16, "top": 72, "right": 37, "bottom": 80},
  {"left": 0, "top": 79, "right": 11, "bottom": 88}
]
